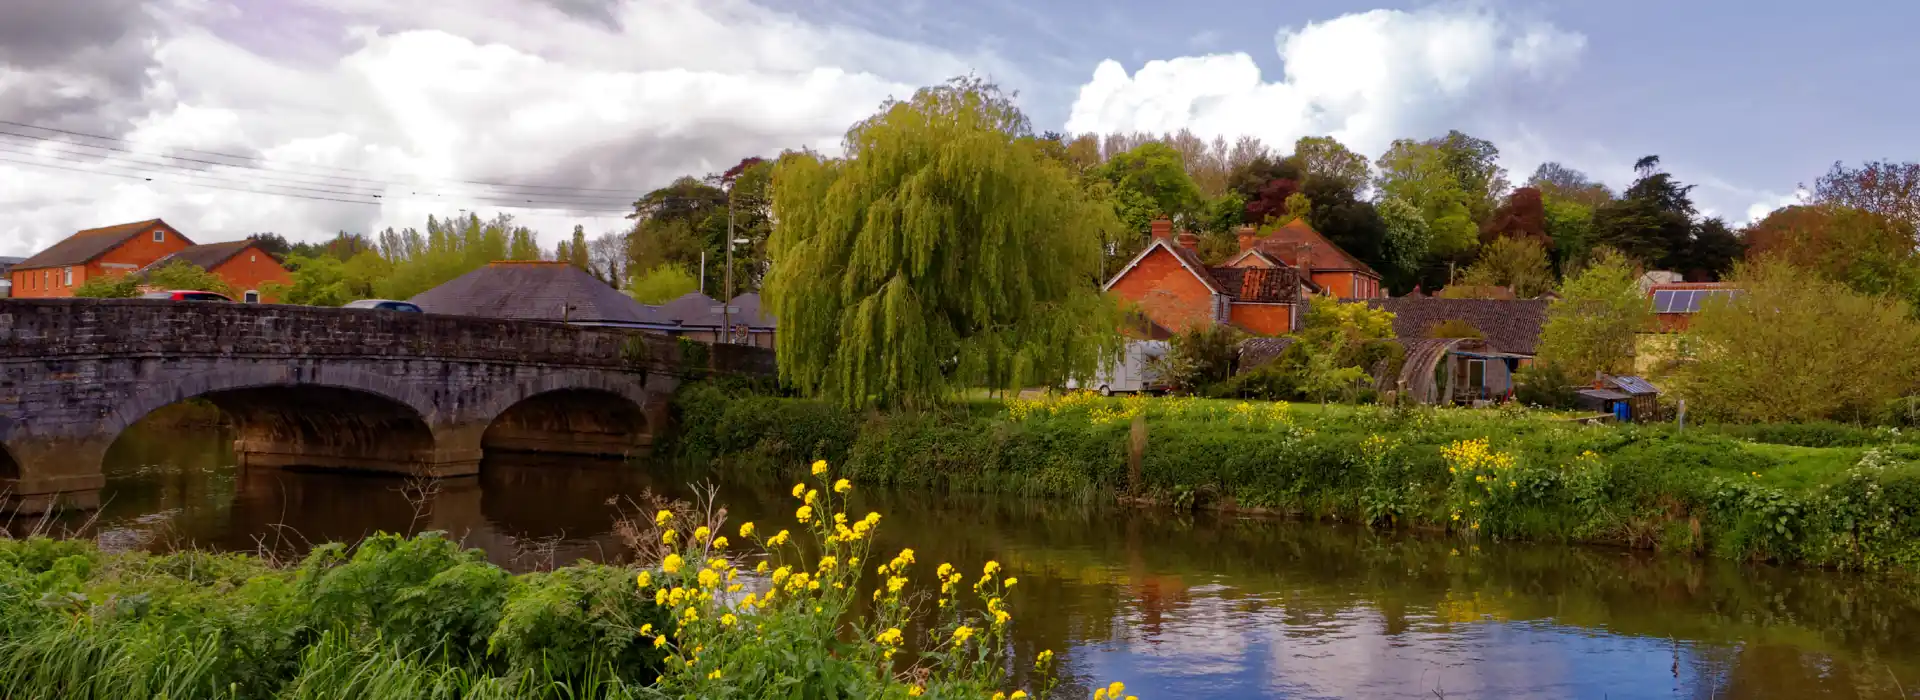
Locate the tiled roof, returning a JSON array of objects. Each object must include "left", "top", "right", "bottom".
[
  {"left": 410, "top": 261, "right": 661, "bottom": 324},
  {"left": 1207, "top": 265, "right": 1306, "bottom": 303},
  {"left": 1165, "top": 243, "right": 1228, "bottom": 295},
  {"left": 1367, "top": 297, "right": 1549, "bottom": 356},
  {"left": 1249, "top": 220, "right": 1380, "bottom": 278},
  {"left": 139, "top": 240, "right": 255, "bottom": 273},
  {"left": 15, "top": 219, "right": 185, "bottom": 270}
]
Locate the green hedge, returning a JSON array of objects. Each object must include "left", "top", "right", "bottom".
[{"left": 671, "top": 387, "right": 1920, "bottom": 573}]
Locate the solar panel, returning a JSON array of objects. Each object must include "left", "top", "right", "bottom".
[
  {"left": 1651, "top": 290, "right": 1677, "bottom": 313},
  {"left": 1679, "top": 290, "right": 1702, "bottom": 313}
]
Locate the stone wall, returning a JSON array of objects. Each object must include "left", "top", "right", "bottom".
[{"left": 0, "top": 298, "right": 776, "bottom": 512}]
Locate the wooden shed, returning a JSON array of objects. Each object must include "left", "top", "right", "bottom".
[{"left": 1574, "top": 375, "right": 1661, "bottom": 422}]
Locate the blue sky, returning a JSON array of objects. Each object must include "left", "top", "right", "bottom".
[{"left": 0, "top": 0, "right": 1913, "bottom": 255}]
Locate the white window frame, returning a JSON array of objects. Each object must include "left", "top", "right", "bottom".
[
  {"left": 243, "top": 290, "right": 260, "bottom": 303},
  {"left": 63, "top": 267, "right": 73, "bottom": 286},
  {"left": 152, "top": 229, "right": 165, "bottom": 242}
]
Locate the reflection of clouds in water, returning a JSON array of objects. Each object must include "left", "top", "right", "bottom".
[{"left": 1086, "top": 583, "right": 1720, "bottom": 699}]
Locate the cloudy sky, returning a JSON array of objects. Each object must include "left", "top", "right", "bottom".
[{"left": 1, "top": 0, "right": 1913, "bottom": 257}]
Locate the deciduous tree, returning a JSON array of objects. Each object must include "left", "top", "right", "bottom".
[
  {"left": 1745, "top": 204, "right": 1920, "bottom": 301},
  {"left": 1293, "top": 136, "right": 1370, "bottom": 193},
  {"left": 1676, "top": 259, "right": 1920, "bottom": 423},
  {"left": 765, "top": 78, "right": 1124, "bottom": 408},
  {"left": 625, "top": 264, "right": 700, "bottom": 304},
  {"left": 1453, "top": 236, "right": 1554, "bottom": 298},
  {"left": 1526, "top": 162, "right": 1613, "bottom": 208},
  {"left": 1533, "top": 250, "right": 1648, "bottom": 380},
  {"left": 1810, "top": 160, "right": 1920, "bottom": 229}
]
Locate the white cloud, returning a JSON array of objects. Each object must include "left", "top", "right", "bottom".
[
  {"left": 1064, "top": 7, "right": 1585, "bottom": 160},
  {"left": 1743, "top": 189, "right": 1810, "bottom": 223},
  {"left": 0, "top": 0, "right": 1004, "bottom": 257}
]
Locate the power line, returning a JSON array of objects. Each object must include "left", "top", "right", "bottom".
[
  {"left": 0, "top": 153, "right": 638, "bottom": 215},
  {"left": 0, "top": 130, "right": 638, "bottom": 205},
  {"left": 0, "top": 118, "right": 642, "bottom": 195}
]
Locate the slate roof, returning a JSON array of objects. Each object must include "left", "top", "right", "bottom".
[
  {"left": 658, "top": 292, "right": 722, "bottom": 323},
  {"left": 1247, "top": 220, "right": 1380, "bottom": 278},
  {"left": 1367, "top": 298, "right": 1549, "bottom": 356},
  {"left": 655, "top": 292, "right": 777, "bottom": 328},
  {"left": 15, "top": 219, "right": 187, "bottom": 271},
  {"left": 410, "top": 261, "right": 661, "bottom": 324},
  {"left": 139, "top": 240, "right": 255, "bottom": 273},
  {"left": 1236, "top": 337, "right": 1297, "bottom": 373}
]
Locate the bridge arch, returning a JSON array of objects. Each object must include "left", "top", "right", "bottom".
[
  {"left": 476, "top": 371, "right": 658, "bottom": 461},
  {"left": 102, "top": 365, "right": 453, "bottom": 477}
]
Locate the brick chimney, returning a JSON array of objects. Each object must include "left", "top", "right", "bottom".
[
  {"left": 1236, "top": 225, "right": 1257, "bottom": 252},
  {"left": 1175, "top": 230, "right": 1200, "bottom": 250},
  {"left": 1296, "top": 243, "right": 1313, "bottom": 273},
  {"left": 1150, "top": 217, "right": 1173, "bottom": 240}
]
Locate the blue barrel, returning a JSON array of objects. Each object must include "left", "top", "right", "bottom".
[{"left": 1614, "top": 402, "right": 1631, "bottom": 422}]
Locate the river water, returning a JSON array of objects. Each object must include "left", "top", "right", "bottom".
[{"left": 16, "top": 425, "right": 1920, "bottom": 699}]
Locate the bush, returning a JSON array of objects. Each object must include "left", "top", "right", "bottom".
[{"left": 673, "top": 388, "right": 1920, "bottom": 573}]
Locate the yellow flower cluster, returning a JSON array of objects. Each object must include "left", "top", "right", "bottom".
[{"left": 1006, "top": 390, "right": 1102, "bottom": 421}]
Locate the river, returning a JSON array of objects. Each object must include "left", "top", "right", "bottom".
[{"left": 14, "top": 424, "right": 1920, "bottom": 699}]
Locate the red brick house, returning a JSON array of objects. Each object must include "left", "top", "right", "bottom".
[
  {"left": 1223, "top": 220, "right": 1385, "bottom": 299},
  {"left": 8, "top": 219, "right": 292, "bottom": 301},
  {"left": 9, "top": 219, "right": 191, "bottom": 297},
  {"left": 1104, "top": 218, "right": 1317, "bottom": 336},
  {"left": 140, "top": 239, "right": 294, "bottom": 302}
]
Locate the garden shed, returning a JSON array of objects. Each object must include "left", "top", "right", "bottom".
[
  {"left": 1574, "top": 375, "right": 1661, "bottom": 422},
  {"left": 1374, "top": 338, "right": 1522, "bottom": 406}
]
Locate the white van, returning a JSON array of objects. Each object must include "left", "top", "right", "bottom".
[{"left": 1068, "top": 340, "right": 1170, "bottom": 395}]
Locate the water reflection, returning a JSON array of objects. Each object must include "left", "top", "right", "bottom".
[{"left": 26, "top": 424, "right": 1920, "bottom": 699}]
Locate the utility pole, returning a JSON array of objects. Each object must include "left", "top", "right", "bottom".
[{"left": 724, "top": 196, "right": 734, "bottom": 344}]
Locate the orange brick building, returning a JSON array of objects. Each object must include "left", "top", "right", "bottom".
[
  {"left": 8, "top": 219, "right": 291, "bottom": 301},
  {"left": 1104, "top": 218, "right": 1317, "bottom": 336},
  {"left": 1223, "top": 220, "right": 1385, "bottom": 299}
]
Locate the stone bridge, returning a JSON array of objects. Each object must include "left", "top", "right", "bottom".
[{"left": 0, "top": 299, "right": 773, "bottom": 512}]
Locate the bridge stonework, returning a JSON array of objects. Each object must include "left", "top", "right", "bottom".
[{"left": 0, "top": 299, "right": 773, "bottom": 513}]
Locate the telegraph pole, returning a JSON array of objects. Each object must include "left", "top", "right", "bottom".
[{"left": 724, "top": 196, "right": 733, "bottom": 344}]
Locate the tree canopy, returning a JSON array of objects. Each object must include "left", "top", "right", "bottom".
[
  {"left": 763, "top": 78, "right": 1124, "bottom": 409},
  {"left": 1533, "top": 250, "right": 1648, "bottom": 380}
]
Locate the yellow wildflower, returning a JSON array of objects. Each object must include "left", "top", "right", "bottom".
[
  {"left": 791, "top": 483, "right": 806, "bottom": 498},
  {"left": 708, "top": 669, "right": 722, "bottom": 680},
  {"left": 755, "top": 561, "right": 769, "bottom": 574},
  {"left": 662, "top": 554, "right": 684, "bottom": 573},
  {"left": 771, "top": 566, "right": 792, "bottom": 584},
  {"left": 796, "top": 505, "right": 813, "bottom": 522},
  {"left": 951, "top": 625, "right": 975, "bottom": 646},
  {"left": 1108, "top": 682, "right": 1126, "bottom": 698},
  {"left": 834, "top": 478, "right": 852, "bottom": 493},
  {"left": 1012, "top": 692, "right": 1028, "bottom": 699},
  {"left": 908, "top": 687, "right": 924, "bottom": 697},
  {"left": 697, "top": 568, "right": 720, "bottom": 588},
  {"left": 654, "top": 509, "right": 673, "bottom": 526},
  {"left": 1004, "top": 577, "right": 1017, "bottom": 588},
  {"left": 818, "top": 555, "right": 838, "bottom": 572},
  {"left": 662, "top": 529, "right": 677, "bottom": 544},
  {"left": 692, "top": 526, "right": 710, "bottom": 543},
  {"left": 720, "top": 613, "right": 737, "bottom": 626},
  {"left": 811, "top": 459, "right": 828, "bottom": 475},
  {"left": 984, "top": 560, "right": 1002, "bottom": 576},
  {"left": 876, "top": 627, "right": 904, "bottom": 645},
  {"left": 768, "top": 530, "right": 790, "bottom": 546},
  {"left": 804, "top": 489, "right": 819, "bottom": 505},
  {"left": 654, "top": 635, "right": 667, "bottom": 648},
  {"left": 712, "top": 536, "right": 729, "bottom": 549},
  {"left": 937, "top": 563, "right": 953, "bottom": 578},
  {"left": 636, "top": 571, "right": 652, "bottom": 589},
  {"left": 738, "top": 522, "right": 755, "bottom": 538}
]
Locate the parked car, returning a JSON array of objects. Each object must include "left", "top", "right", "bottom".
[
  {"left": 140, "top": 290, "right": 233, "bottom": 302},
  {"left": 1066, "top": 340, "right": 1170, "bottom": 395},
  {"left": 344, "top": 299, "right": 424, "bottom": 313}
]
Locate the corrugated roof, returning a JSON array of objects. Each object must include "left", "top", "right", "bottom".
[
  {"left": 139, "top": 240, "right": 255, "bottom": 273},
  {"left": 1605, "top": 375, "right": 1660, "bottom": 395},
  {"left": 15, "top": 219, "right": 187, "bottom": 270},
  {"left": 1248, "top": 220, "right": 1380, "bottom": 278},
  {"left": 1368, "top": 298, "right": 1549, "bottom": 356},
  {"left": 1577, "top": 388, "right": 1631, "bottom": 401},
  {"left": 409, "top": 261, "right": 661, "bottom": 324}
]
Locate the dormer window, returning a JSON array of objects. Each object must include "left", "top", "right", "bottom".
[{"left": 153, "top": 229, "right": 164, "bottom": 242}]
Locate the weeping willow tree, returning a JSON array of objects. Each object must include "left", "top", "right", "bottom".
[{"left": 764, "top": 78, "right": 1125, "bottom": 409}]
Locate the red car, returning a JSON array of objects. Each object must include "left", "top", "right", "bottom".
[{"left": 140, "top": 290, "right": 233, "bottom": 302}]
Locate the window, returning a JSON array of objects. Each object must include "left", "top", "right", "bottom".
[
  {"left": 153, "top": 229, "right": 165, "bottom": 242},
  {"left": 249, "top": 254, "right": 257, "bottom": 263},
  {"left": 63, "top": 267, "right": 73, "bottom": 286},
  {"left": 1467, "top": 359, "right": 1487, "bottom": 396},
  {"left": 243, "top": 290, "right": 260, "bottom": 303}
]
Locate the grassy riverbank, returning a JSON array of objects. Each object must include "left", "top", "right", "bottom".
[
  {"left": 0, "top": 465, "right": 1104, "bottom": 699},
  {"left": 672, "top": 383, "right": 1920, "bottom": 573}
]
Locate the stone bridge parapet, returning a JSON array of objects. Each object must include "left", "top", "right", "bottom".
[{"left": 0, "top": 299, "right": 774, "bottom": 512}]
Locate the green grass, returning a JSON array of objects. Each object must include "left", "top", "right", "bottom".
[{"left": 671, "top": 383, "right": 1920, "bottom": 573}]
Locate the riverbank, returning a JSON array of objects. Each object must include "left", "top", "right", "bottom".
[
  {"left": 0, "top": 466, "right": 1091, "bottom": 699},
  {"left": 671, "top": 383, "right": 1920, "bottom": 573}
]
